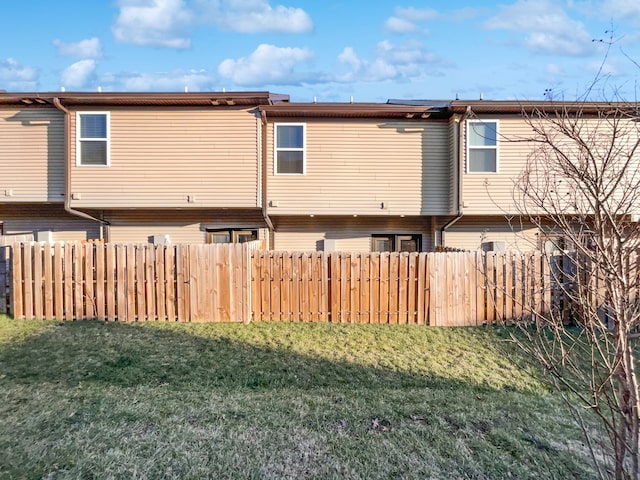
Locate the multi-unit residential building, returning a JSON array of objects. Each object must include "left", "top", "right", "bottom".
[{"left": 0, "top": 91, "right": 620, "bottom": 252}]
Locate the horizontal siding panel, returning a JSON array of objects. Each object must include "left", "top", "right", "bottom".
[
  {"left": 271, "top": 216, "right": 435, "bottom": 252},
  {"left": 267, "top": 119, "right": 452, "bottom": 216},
  {"left": 439, "top": 215, "right": 539, "bottom": 252},
  {"left": 70, "top": 107, "right": 260, "bottom": 209},
  {"left": 0, "top": 108, "right": 65, "bottom": 202},
  {"left": 462, "top": 116, "right": 557, "bottom": 215},
  {"left": 0, "top": 204, "right": 100, "bottom": 241},
  {"left": 106, "top": 209, "right": 268, "bottom": 244}
]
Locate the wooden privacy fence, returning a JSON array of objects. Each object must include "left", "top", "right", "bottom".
[
  {"left": 10, "top": 241, "right": 261, "bottom": 322},
  {"left": 9, "top": 242, "right": 556, "bottom": 326},
  {"left": 252, "top": 250, "right": 553, "bottom": 326}
]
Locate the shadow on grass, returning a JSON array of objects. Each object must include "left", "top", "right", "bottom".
[
  {"left": 0, "top": 320, "right": 599, "bottom": 480},
  {"left": 0, "top": 320, "right": 526, "bottom": 393}
]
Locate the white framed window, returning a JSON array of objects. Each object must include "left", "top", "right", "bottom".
[
  {"left": 467, "top": 119, "right": 498, "bottom": 173},
  {"left": 275, "top": 123, "right": 305, "bottom": 175},
  {"left": 76, "top": 112, "right": 110, "bottom": 166}
]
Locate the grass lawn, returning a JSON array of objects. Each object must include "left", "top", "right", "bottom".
[{"left": 0, "top": 315, "right": 600, "bottom": 479}]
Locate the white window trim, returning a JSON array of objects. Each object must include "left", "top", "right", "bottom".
[
  {"left": 466, "top": 119, "right": 499, "bottom": 174},
  {"left": 76, "top": 111, "right": 111, "bottom": 167},
  {"left": 274, "top": 122, "right": 306, "bottom": 175}
]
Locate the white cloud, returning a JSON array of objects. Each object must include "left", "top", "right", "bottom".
[
  {"left": 394, "top": 7, "right": 439, "bottom": 22},
  {"left": 485, "top": 0, "right": 593, "bottom": 56},
  {"left": 0, "top": 58, "right": 38, "bottom": 90},
  {"left": 53, "top": 38, "right": 102, "bottom": 59},
  {"left": 111, "top": 69, "right": 214, "bottom": 91},
  {"left": 111, "top": 0, "right": 312, "bottom": 49},
  {"left": 201, "top": 0, "right": 313, "bottom": 33},
  {"left": 61, "top": 60, "right": 97, "bottom": 89},
  {"left": 112, "top": 0, "right": 193, "bottom": 49},
  {"left": 384, "top": 7, "right": 437, "bottom": 34},
  {"left": 384, "top": 17, "right": 419, "bottom": 34},
  {"left": 376, "top": 40, "right": 438, "bottom": 65},
  {"left": 337, "top": 41, "right": 448, "bottom": 83},
  {"left": 337, "top": 47, "right": 361, "bottom": 70},
  {"left": 602, "top": 0, "right": 640, "bottom": 23},
  {"left": 218, "top": 44, "right": 315, "bottom": 85}
]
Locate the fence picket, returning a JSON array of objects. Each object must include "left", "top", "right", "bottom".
[
  {"left": 11, "top": 244, "right": 24, "bottom": 319},
  {"left": 83, "top": 244, "right": 94, "bottom": 319},
  {"left": 371, "top": 253, "right": 380, "bottom": 323},
  {"left": 32, "top": 242, "right": 43, "bottom": 320},
  {"left": 116, "top": 245, "right": 127, "bottom": 321},
  {"left": 43, "top": 243, "right": 54, "bottom": 320},
  {"left": 350, "top": 254, "right": 360, "bottom": 323},
  {"left": 398, "top": 253, "right": 408, "bottom": 324},
  {"left": 379, "top": 253, "right": 390, "bottom": 324},
  {"left": 93, "top": 243, "right": 103, "bottom": 320},
  {"left": 125, "top": 244, "right": 136, "bottom": 321},
  {"left": 145, "top": 245, "right": 156, "bottom": 321},
  {"left": 362, "top": 254, "right": 371, "bottom": 323},
  {"left": 388, "top": 253, "right": 399, "bottom": 324},
  {"left": 416, "top": 253, "right": 426, "bottom": 325},
  {"left": 165, "top": 246, "right": 176, "bottom": 321},
  {"left": 105, "top": 244, "right": 116, "bottom": 321}
]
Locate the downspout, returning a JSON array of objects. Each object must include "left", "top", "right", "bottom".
[
  {"left": 440, "top": 106, "right": 472, "bottom": 246},
  {"left": 53, "top": 97, "right": 110, "bottom": 240},
  {"left": 259, "top": 109, "right": 275, "bottom": 236}
]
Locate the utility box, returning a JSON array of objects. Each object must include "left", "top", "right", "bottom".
[
  {"left": 323, "top": 238, "right": 336, "bottom": 252},
  {"left": 35, "top": 230, "right": 53, "bottom": 243},
  {"left": 151, "top": 234, "right": 171, "bottom": 245}
]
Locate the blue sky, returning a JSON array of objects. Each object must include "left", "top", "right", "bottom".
[{"left": 1, "top": 0, "right": 639, "bottom": 102}]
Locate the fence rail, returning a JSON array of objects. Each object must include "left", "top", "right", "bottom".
[{"left": 8, "top": 242, "right": 555, "bottom": 326}]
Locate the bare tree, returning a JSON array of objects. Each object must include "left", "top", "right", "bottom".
[{"left": 511, "top": 101, "right": 640, "bottom": 479}]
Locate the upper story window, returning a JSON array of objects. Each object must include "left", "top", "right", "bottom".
[
  {"left": 76, "top": 112, "right": 110, "bottom": 166},
  {"left": 275, "top": 123, "right": 305, "bottom": 175},
  {"left": 467, "top": 120, "right": 498, "bottom": 173}
]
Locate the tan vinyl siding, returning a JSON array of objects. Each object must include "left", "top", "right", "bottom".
[
  {"left": 440, "top": 215, "right": 539, "bottom": 252},
  {"left": 271, "top": 216, "right": 434, "bottom": 252},
  {"left": 462, "top": 115, "right": 597, "bottom": 215},
  {"left": 70, "top": 107, "right": 260, "bottom": 209},
  {"left": 462, "top": 115, "right": 536, "bottom": 215},
  {"left": 0, "top": 204, "right": 100, "bottom": 241},
  {"left": 267, "top": 119, "right": 452, "bottom": 216},
  {"left": 0, "top": 108, "right": 64, "bottom": 202},
  {"left": 104, "top": 209, "right": 268, "bottom": 244},
  {"left": 463, "top": 115, "right": 638, "bottom": 215}
]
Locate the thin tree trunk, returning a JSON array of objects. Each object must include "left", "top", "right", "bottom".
[{"left": 624, "top": 343, "right": 640, "bottom": 479}]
